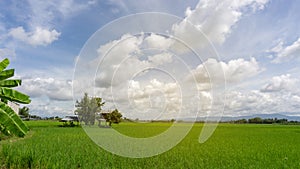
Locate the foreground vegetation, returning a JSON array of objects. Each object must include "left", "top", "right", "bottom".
[
  {"left": 0, "top": 58, "right": 31, "bottom": 138},
  {"left": 1, "top": 121, "right": 300, "bottom": 168}
]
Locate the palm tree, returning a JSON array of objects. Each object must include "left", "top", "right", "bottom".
[{"left": 0, "top": 58, "right": 31, "bottom": 137}]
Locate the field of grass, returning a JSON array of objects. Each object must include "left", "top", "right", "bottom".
[{"left": 1, "top": 121, "right": 300, "bottom": 168}]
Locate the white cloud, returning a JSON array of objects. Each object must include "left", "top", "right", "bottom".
[
  {"left": 172, "top": 0, "right": 270, "bottom": 51},
  {"left": 94, "top": 34, "right": 175, "bottom": 88},
  {"left": 190, "top": 57, "right": 261, "bottom": 85},
  {"left": 225, "top": 89, "right": 300, "bottom": 116},
  {"left": 225, "top": 90, "right": 276, "bottom": 115},
  {"left": 28, "top": 98, "right": 74, "bottom": 117},
  {"left": 127, "top": 79, "right": 181, "bottom": 117},
  {"left": 9, "top": 26, "right": 60, "bottom": 46},
  {"left": 272, "top": 38, "right": 300, "bottom": 63},
  {"left": 95, "top": 34, "right": 148, "bottom": 88},
  {"left": 28, "top": 0, "right": 97, "bottom": 27},
  {"left": 4, "top": 0, "right": 96, "bottom": 47},
  {"left": 144, "top": 33, "right": 174, "bottom": 50},
  {"left": 148, "top": 53, "right": 173, "bottom": 65},
  {"left": 261, "top": 74, "right": 298, "bottom": 92},
  {"left": 20, "top": 77, "right": 72, "bottom": 101}
]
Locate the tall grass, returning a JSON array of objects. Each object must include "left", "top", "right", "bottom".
[{"left": 1, "top": 121, "right": 300, "bottom": 168}]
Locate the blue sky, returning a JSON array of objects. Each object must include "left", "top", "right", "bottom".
[{"left": 1, "top": 0, "right": 300, "bottom": 118}]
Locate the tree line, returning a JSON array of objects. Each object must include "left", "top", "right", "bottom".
[{"left": 231, "top": 117, "right": 299, "bottom": 124}]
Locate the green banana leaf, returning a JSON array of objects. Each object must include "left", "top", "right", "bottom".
[
  {"left": 0, "top": 69, "right": 14, "bottom": 81},
  {"left": 0, "top": 58, "right": 9, "bottom": 72},
  {"left": 0, "top": 102, "right": 29, "bottom": 137},
  {"left": 0, "top": 79, "right": 22, "bottom": 87},
  {"left": 0, "top": 58, "right": 31, "bottom": 138},
  {"left": 0, "top": 87, "right": 31, "bottom": 104}
]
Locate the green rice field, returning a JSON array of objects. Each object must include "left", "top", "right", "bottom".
[{"left": 1, "top": 121, "right": 300, "bottom": 168}]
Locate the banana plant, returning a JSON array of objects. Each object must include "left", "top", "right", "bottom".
[{"left": 0, "top": 58, "right": 31, "bottom": 137}]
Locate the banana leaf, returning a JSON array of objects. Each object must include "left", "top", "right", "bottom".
[
  {"left": 0, "top": 79, "right": 22, "bottom": 88},
  {"left": 0, "top": 69, "right": 14, "bottom": 81},
  {"left": 0, "top": 102, "right": 29, "bottom": 137},
  {"left": 0, "top": 87, "right": 31, "bottom": 104},
  {"left": 0, "top": 58, "right": 9, "bottom": 72}
]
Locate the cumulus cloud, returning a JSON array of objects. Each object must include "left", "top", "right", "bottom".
[
  {"left": 144, "top": 33, "right": 174, "bottom": 50},
  {"left": 127, "top": 79, "right": 181, "bottom": 117},
  {"left": 4, "top": 0, "right": 96, "bottom": 47},
  {"left": 9, "top": 26, "right": 61, "bottom": 46},
  {"left": 225, "top": 89, "right": 300, "bottom": 116},
  {"left": 148, "top": 53, "right": 173, "bottom": 65},
  {"left": 271, "top": 38, "right": 300, "bottom": 63},
  {"left": 94, "top": 33, "right": 175, "bottom": 88},
  {"left": 20, "top": 77, "right": 72, "bottom": 101},
  {"left": 190, "top": 57, "right": 261, "bottom": 86},
  {"left": 95, "top": 34, "right": 147, "bottom": 88},
  {"left": 28, "top": 98, "right": 74, "bottom": 117},
  {"left": 225, "top": 90, "right": 276, "bottom": 115},
  {"left": 261, "top": 74, "right": 298, "bottom": 92},
  {"left": 172, "top": 0, "right": 269, "bottom": 51}
]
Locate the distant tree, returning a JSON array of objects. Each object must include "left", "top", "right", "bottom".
[
  {"left": 235, "top": 119, "right": 247, "bottom": 124},
  {"left": 75, "top": 93, "right": 105, "bottom": 125},
  {"left": 275, "top": 118, "right": 288, "bottom": 124},
  {"left": 19, "top": 106, "right": 29, "bottom": 118},
  {"left": 262, "top": 118, "right": 274, "bottom": 124},
  {"left": 101, "top": 109, "right": 122, "bottom": 126},
  {"left": 248, "top": 117, "right": 263, "bottom": 124},
  {"left": 110, "top": 109, "right": 122, "bottom": 125}
]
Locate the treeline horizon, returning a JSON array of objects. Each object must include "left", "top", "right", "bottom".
[{"left": 123, "top": 117, "right": 300, "bottom": 124}]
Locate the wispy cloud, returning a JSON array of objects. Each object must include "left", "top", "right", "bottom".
[{"left": 271, "top": 38, "right": 300, "bottom": 63}]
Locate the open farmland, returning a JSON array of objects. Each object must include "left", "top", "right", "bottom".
[{"left": 1, "top": 121, "right": 300, "bottom": 169}]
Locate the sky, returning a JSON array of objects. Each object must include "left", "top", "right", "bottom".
[{"left": 1, "top": 0, "right": 300, "bottom": 119}]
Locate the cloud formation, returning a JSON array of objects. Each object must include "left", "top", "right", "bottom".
[
  {"left": 20, "top": 77, "right": 72, "bottom": 101},
  {"left": 271, "top": 38, "right": 300, "bottom": 63},
  {"left": 190, "top": 57, "right": 261, "bottom": 85},
  {"left": 27, "top": 0, "right": 97, "bottom": 27},
  {"left": 172, "top": 0, "right": 270, "bottom": 51},
  {"left": 9, "top": 27, "right": 61, "bottom": 46},
  {"left": 261, "top": 74, "right": 298, "bottom": 92}
]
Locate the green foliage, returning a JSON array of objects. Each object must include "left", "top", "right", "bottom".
[
  {"left": 109, "top": 109, "right": 122, "bottom": 125},
  {"left": 232, "top": 117, "right": 295, "bottom": 124},
  {"left": 248, "top": 117, "right": 263, "bottom": 124},
  {"left": 75, "top": 93, "right": 105, "bottom": 125},
  {"left": 0, "top": 102, "right": 29, "bottom": 137},
  {"left": 1, "top": 121, "right": 300, "bottom": 168},
  {"left": 0, "top": 58, "right": 31, "bottom": 137},
  {"left": 19, "top": 106, "right": 30, "bottom": 118},
  {"left": 100, "top": 109, "right": 123, "bottom": 126}
]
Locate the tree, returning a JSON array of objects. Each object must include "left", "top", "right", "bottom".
[
  {"left": 19, "top": 106, "right": 30, "bottom": 118},
  {"left": 75, "top": 93, "right": 105, "bottom": 125},
  {"left": 234, "top": 119, "right": 247, "bottom": 124},
  {"left": 109, "top": 109, "right": 122, "bottom": 125},
  {"left": 0, "top": 58, "right": 31, "bottom": 137},
  {"left": 248, "top": 117, "right": 263, "bottom": 124},
  {"left": 101, "top": 109, "right": 122, "bottom": 126}
]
